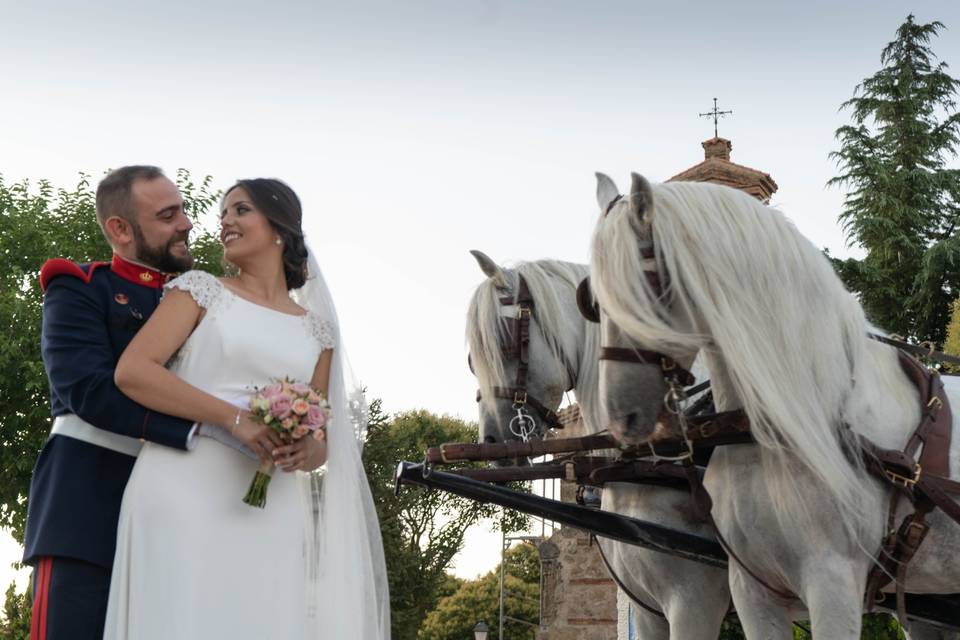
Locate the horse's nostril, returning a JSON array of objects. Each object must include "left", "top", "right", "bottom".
[{"left": 483, "top": 435, "right": 498, "bottom": 444}]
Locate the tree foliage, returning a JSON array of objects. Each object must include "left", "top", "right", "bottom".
[
  {"left": 829, "top": 15, "right": 960, "bottom": 344},
  {"left": 944, "top": 298, "right": 960, "bottom": 362},
  {"left": 362, "top": 404, "right": 528, "bottom": 639},
  {"left": 417, "top": 543, "right": 540, "bottom": 640},
  {"left": 0, "top": 582, "right": 30, "bottom": 640}
]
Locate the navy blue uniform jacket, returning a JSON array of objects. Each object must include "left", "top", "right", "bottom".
[{"left": 23, "top": 255, "right": 195, "bottom": 569}]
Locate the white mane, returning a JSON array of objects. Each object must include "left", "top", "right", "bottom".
[
  {"left": 465, "top": 260, "right": 604, "bottom": 432},
  {"left": 591, "top": 180, "right": 884, "bottom": 534}
]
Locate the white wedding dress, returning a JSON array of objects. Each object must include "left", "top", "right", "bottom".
[{"left": 104, "top": 271, "right": 335, "bottom": 640}]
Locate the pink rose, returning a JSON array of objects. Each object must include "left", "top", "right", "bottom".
[
  {"left": 293, "top": 424, "right": 310, "bottom": 439},
  {"left": 292, "top": 398, "right": 310, "bottom": 416},
  {"left": 305, "top": 405, "right": 323, "bottom": 427},
  {"left": 290, "top": 382, "right": 312, "bottom": 396},
  {"left": 263, "top": 383, "right": 283, "bottom": 399},
  {"left": 281, "top": 417, "right": 294, "bottom": 430},
  {"left": 307, "top": 391, "right": 321, "bottom": 404},
  {"left": 270, "top": 395, "right": 293, "bottom": 419}
]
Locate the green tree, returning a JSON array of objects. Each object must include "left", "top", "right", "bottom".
[
  {"left": 362, "top": 404, "right": 528, "bottom": 640},
  {"left": 0, "top": 582, "right": 30, "bottom": 640},
  {"left": 418, "top": 543, "right": 540, "bottom": 640},
  {"left": 944, "top": 298, "right": 960, "bottom": 361},
  {"left": 0, "top": 170, "right": 222, "bottom": 629},
  {"left": 828, "top": 15, "right": 960, "bottom": 344}
]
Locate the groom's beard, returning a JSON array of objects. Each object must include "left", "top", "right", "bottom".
[{"left": 133, "top": 225, "right": 194, "bottom": 274}]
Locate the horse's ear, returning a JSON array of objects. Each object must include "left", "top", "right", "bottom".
[
  {"left": 595, "top": 172, "right": 620, "bottom": 214},
  {"left": 629, "top": 172, "right": 653, "bottom": 221},
  {"left": 470, "top": 250, "right": 508, "bottom": 288}
]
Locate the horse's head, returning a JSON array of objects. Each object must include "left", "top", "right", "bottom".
[
  {"left": 583, "top": 172, "right": 700, "bottom": 445},
  {"left": 466, "top": 251, "right": 582, "bottom": 464}
]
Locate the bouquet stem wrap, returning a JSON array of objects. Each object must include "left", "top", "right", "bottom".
[{"left": 243, "top": 461, "right": 275, "bottom": 508}]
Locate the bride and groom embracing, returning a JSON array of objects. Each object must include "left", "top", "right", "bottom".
[{"left": 22, "top": 166, "right": 390, "bottom": 639}]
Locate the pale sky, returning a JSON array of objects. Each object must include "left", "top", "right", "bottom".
[{"left": 2, "top": 0, "right": 959, "bottom": 592}]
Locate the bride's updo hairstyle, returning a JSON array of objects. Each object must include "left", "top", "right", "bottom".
[{"left": 224, "top": 178, "right": 309, "bottom": 290}]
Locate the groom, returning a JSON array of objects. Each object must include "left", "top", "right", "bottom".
[{"left": 23, "top": 166, "right": 199, "bottom": 640}]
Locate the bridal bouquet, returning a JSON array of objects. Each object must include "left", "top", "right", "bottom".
[{"left": 243, "top": 378, "right": 332, "bottom": 508}]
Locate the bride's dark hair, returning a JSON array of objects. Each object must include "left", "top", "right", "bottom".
[{"left": 224, "top": 178, "right": 309, "bottom": 290}]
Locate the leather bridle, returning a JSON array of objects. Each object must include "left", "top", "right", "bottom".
[
  {"left": 470, "top": 274, "right": 572, "bottom": 439},
  {"left": 576, "top": 245, "right": 695, "bottom": 389}
]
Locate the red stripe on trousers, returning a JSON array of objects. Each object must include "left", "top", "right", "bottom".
[
  {"left": 40, "top": 557, "right": 52, "bottom": 640},
  {"left": 30, "top": 557, "right": 52, "bottom": 640}
]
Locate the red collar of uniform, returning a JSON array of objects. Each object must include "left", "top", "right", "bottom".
[{"left": 110, "top": 255, "right": 172, "bottom": 288}]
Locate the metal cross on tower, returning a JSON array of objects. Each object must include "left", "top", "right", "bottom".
[{"left": 699, "top": 98, "right": 732, "bottom": 138}]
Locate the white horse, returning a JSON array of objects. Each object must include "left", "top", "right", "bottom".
[
  {"left": 465, "top": 251, "right": 730, "bottom": 639},
  {"left": 587, "top": 173, "right": 960, "bottom": 639}
]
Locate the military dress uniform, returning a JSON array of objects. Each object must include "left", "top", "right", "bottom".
[{"left": 23, "top": 254, "right": 196, "bottom": 640}]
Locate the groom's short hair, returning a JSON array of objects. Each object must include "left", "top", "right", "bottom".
[{"left": 95, "top": 165, "right": 165, "bottom": 232}]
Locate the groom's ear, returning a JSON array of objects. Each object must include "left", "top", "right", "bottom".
[{"left": 103, "top": 216, "right": 135, "bottom": 248}]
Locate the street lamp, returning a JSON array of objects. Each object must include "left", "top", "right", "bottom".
[{"left": 473, "top": 620, "right": 489, "bottom": 640}]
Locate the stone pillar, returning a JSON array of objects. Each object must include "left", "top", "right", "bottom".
[{"left": 536, "top": 405, "right": 619, "bottom": 640}]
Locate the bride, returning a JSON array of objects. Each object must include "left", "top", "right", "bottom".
[{"left": 103, "top": 179, "right": 390, "bottom": 639}]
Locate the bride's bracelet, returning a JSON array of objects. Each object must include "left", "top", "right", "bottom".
[{"left": 231, "top": 410, "right": 241, "bottom": 435}]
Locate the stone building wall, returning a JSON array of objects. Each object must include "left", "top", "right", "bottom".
[{"left": 535, "top": 406, "right": 618, "bottom": 640}]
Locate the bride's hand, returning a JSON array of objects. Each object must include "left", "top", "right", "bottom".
[
  {"left": 273, "top": 430, "right": 327, "bottom": 472},
  {"left": 232, "top": 413, "right": 285, "bottom": 463}
]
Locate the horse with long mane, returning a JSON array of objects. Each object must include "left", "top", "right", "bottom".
[
  {"left": 465, "top": 251, "right": 730, "bottom": 639},
  {"left": 587, "top": 173, "right": 960, "bottom": 638}
]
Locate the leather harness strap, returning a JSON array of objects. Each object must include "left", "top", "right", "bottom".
[
  {"left": 592, "top": 533, "right": 668, "bottom": 620},
  {"left": 599, "top": 347, "right": 696, "bottom": 387},
  {"left": 426, "top": 411, "right": 752, "bottom": 464},
  {"left": 861, "top": 352, "right": 959, "bottom": 624},
  {"left": 473, "top": 274, "right": 569, "bottom": 433}
]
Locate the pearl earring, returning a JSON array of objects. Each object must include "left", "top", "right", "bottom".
[{"left": 275, "top": 237, "right": 283, "bottom": 246}]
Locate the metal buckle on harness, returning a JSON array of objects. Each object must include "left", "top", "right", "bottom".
[
  {"left": 517, "top": 306, "right": 532, "bottom": 319},
  {"left": 661, "top": 357, "right": 676, "bottom": 372},
  {"left": 927, "top": 396, "right": 943, "bottom": 411},
  {"left": 886, "top": 463, "right": 922, "bottom": 488},
  {"left": 697, "top": 421, "right": 718, "bottom": 439},
  {"left": 513, "top": 391, "right": 527, "bottom": 406}
]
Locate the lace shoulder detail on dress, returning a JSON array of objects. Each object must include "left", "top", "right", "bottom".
[
  {"left": 304, "top": 313, "right": 336, "bottom": 351},
  {"left": 164, "top": 270, "right": 224, "bottom": 310}
]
